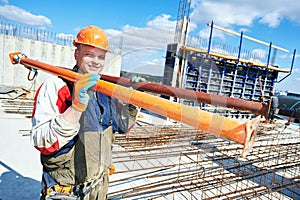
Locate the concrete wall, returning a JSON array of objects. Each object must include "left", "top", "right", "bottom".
[{"left": 0, "top": 34, "right": 121, "bottom": 90}]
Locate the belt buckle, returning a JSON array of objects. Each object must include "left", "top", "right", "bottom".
[
  {"left": 45, "top": 185, "right": 77, "bottom": 200},
  {"left": 46, "top": 193, "right": 79, "bottom": 200}
]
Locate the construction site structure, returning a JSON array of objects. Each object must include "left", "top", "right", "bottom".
[
  {"left": 1, "top": 1, "right": 299, "bottom": 199},
  {"left": 163, "top": 0, "right": 296, "bottom": 118}
]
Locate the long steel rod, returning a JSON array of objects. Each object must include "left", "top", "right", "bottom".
[
  {"left": 9, "top": 52, "right": 261, "bottom": 157},
  {"left": 207, "top": 23, "right": 289, "bottom": 53},
  {"left": 100, "top": 74, "right": 269, "bottom": 118}
]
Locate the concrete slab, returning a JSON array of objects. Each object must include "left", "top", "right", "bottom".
[{"left": 0, "top": 113, "right": 42, "bottom": 200}]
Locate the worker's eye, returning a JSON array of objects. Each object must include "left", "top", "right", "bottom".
[
  {"left": 97, "top": 55, "right": 105, "bottom": 60},
  {"left": 85, "top": 53, "right": 94, "bottom": 57}
]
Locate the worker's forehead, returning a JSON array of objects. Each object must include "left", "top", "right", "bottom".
[{"left": 78, "top": 44, "right": 107, "bottom": 54}]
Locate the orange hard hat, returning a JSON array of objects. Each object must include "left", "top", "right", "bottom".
[{"left": 73, "top": 25, "right": 109, "bottom": 51}]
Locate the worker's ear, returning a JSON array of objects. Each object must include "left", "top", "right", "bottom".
[{"left": 74, "top": 48, "right": 78, "bottom": 60}]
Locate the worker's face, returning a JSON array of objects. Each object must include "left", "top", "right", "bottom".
[{"left": 75, "top": 45, "right": 107, "bottom": 74}]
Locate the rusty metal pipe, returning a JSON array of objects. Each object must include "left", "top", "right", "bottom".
[
  {"left": 9, "top": 52, "right": 260, "bottom": 157},
  {"left": 100, "top": 74, "right": 269, "bottom": 119}
]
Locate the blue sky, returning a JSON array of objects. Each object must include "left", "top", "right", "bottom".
[{"left": 0, "top": 0, "right": 300, "bottom": 93}]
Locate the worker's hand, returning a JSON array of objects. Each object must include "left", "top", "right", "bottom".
[
  {"left": 130, "top": 76, "right": 146, "bottom": 83},
  {"left": 72, "top": 73, "right": 99, "bottom": 112}
]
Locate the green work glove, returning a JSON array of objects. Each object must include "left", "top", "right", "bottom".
[
  {"left": 130, "top": 76, "right": 146, "bottom": 83},
  {"left": 72, "top": 73, "right": 99, "bottom": 112}
]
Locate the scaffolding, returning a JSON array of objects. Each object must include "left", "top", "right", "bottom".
[{"left": 162, "top": 0, "right": 296, "bottom": 118}]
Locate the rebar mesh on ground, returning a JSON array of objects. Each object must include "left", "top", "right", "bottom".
[{"left": 108, "top": 121, "right": 300, "bottom": 200}]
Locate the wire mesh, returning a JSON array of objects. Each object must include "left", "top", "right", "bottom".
[{"left": 108, "top": 121, "right": 300, "bottom": 199}]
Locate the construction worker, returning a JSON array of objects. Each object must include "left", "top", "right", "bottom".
[
  {"left": 268, "top": 91, "right": 279, "bottom": 123},
  {"left": 31, "top": 25, "right": 126, "bottom": 200}
]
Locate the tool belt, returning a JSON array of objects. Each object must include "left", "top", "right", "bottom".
[{"left": 45, "top": 174, "right": 105, "bottom": 200}]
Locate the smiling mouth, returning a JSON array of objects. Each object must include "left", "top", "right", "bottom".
[{"left": 89, "top": 66, "right": 99, "bottom": 70}]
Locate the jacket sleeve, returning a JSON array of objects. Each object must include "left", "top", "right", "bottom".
[{"left": 31, "top": 77, "right": 80, "bottom": 155}]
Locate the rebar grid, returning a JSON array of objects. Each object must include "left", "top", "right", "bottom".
[{"left": 108, "top": 121, "right": 300, "bottom": 200}]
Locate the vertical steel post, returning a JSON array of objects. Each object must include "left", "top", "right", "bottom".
[
  {"left": 207, "top": 21, "right": 214, "bottom": 54},
  {"left": 277, "top": 49, "right": 296, "bottom": 83},
  {"left": 219, "top": 61, "right": 225, "bottom": 95},
  {"left": 231, "top": 65, "right": 238, "bottom": 97},
  {"left": 263, "top": 42, "right": 272, "bottom": 93},
  {"left": 237, "top": 31, "right": 243, "bottom": 62},
  {"left": 266, "top": 42, "right": 272, "bottom": 68},
  {"left": 207, "top": 60, "right": 213, "bottom": 93}
]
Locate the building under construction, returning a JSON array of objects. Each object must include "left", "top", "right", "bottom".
[{"left": 162, "top": 0, "right": 296, "bottom": 118}]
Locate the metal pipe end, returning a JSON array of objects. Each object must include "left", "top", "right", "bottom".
[
  {"left": 241, "top": 115, "right": 261, "bottom": 157},
  {"left": 9, "top": 52, "right": 26, "bottom": 64}
]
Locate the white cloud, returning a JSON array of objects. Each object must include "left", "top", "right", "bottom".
[
  {"left": 109, "top": 14, "right": 175, "bottom": 54},
  {"left": 106, "top": 14, "right": 176, "bottom": 75},
  {"left": 199, "top": 26, "right": 226, "bottom": 40},
  {"left": 1, "top": 0, "right": 8, "bottom": 4},
  {"left": 251, "top": 49, "right": 267, "bottom": 59},
  {"left": 0, "top": 5, "right": 51, "bottom": 28},
  {"left": 146, "top": 14, "right": 176, "bottom": 29},
  {"left": 105, "top": 29, "right": 122, "bottom": 38},
  {"left": 56, "top": 33, "right": 74, "bottom": 40},
  {"left": 190, "top": 0, "right": 300, "bottom": 29},
  {"left": 259, "top": 11, "right": 282, "bottom": 28},
  {"left": 190, "top": 0, "right": 259, "bottom": 27},
  {"left": 122, "top": 24, "right": 139, "bottom": 32}
]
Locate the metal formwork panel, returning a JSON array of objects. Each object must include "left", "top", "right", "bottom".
[{"left": 182, "top": 52, "right": 278, "bottom": 115}]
